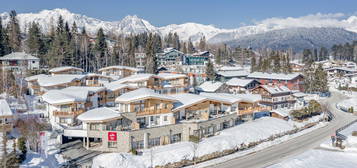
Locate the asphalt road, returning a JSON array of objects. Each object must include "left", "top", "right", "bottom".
[{"left": 208, "top": 92, "right": 357, "bottom": 168}]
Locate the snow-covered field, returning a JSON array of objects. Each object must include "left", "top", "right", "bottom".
[{"left": 92, "top": 115, "right": 325, "bottom": 168}]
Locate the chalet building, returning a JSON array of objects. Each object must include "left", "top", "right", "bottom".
[
  {"left": 225, "top": 78, "right": 260, "bottom": 94},
  {"left": 325, "top": 67, "right": 357, "bottom": 78},
  {"left": 115, "top": 73, "right": 155, "bottom": 88},
  {"left": 49, "top": 66, "right": 84, "bottom": 75},
  {"left": 290, "top": 62, "right": 304, "bottom": 72},
  {"left": 63, "top": 89, "right": 264, "bottom": 152},
  {"left": 84, "top": 73, "right": 113, "bottom": 87},
  {"left": 157, "top": 48, "right": 185, "bottom": 67},
  {"left": 25, "top": 74, "right": 86, "bottom": 95},
  {"left": 0, "top": 52, "right": 39, "bottom": 71},
  {"left": 98, "top": 66, "right": 141, "bottom": 79},
  {"left": 252, "top": 85, "right": 296, "bottom": 110},
  {"left": 0, "top": 99, "right": 14, "bottom": 132},
  {"left": 135, "top": 53, "right": 146, "bottom": 68},
  {"left": 197, "top": 81, "right": 226, "bottom": 93},
  {"left": 183, "top": 51, "right": 211, "bottom": 65},
  {"left": 247, "top": 72, "right": 304, "bottom": 91},
  {"left": 152, "top": 73, "right": 189, "bottom": 94},
  {"left": 42, "top": 86, "right": 106, "bottom": 126},
  {"left": 270, "top": 109, "right": 289, "bottom": 120},
  {"left": 216, "top": 70, "right": 250, "bottom": 82},
  {"left": 104, "top": 82, "right": 136, "bottom": 106}
]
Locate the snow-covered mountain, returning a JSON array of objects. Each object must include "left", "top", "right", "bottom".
[
  {"left": 225, "top": 27, "right": 357, "bottom": 51},
  {"left": 2, "top": 8, "right": 357, "bottom": 47}
]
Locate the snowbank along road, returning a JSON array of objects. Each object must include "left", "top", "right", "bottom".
[{"left": 208, "top": 91, "right": 357, "bottom": 168}]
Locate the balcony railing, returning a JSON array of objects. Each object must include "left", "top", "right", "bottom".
[
  {"left": 53, "top": 109, "right": 85, "bottom": 117},
  {"left": 238, "top": 106, "right": 271, "bottom": 115},
  {"left": 136, "top": 108, "right": 170, "bottom": 116}
]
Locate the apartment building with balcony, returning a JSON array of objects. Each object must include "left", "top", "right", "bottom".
[
  {"left": 252, "top": 85, "right": 296, "bottom": 110},
  {"left": 247, "top": 72, "right": 304, "bottom": 91},
  {"left": 98, "top": 65, "right": 141, "bottom": 80}
]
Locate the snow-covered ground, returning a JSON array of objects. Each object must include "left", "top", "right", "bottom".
[
  {"left": 20, "top": 132, "right": 65, "bottom": 168},
  {"left": 92, "top": 115, "right": 325, "bottom": 168}
]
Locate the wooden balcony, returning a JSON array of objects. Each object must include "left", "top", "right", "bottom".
[
  {"left": 136, "top": 108, "right": 170, "bottom": 116},
  {"left": 0, "top": 124, "right": 13, "bottom": 131},
  {"left": 53, "top": 109, "right": 85, "bottom": 117},
  {"left": 238, "top": 106, "right": 271, "bottom": 115}
]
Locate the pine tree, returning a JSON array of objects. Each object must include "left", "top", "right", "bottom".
[
  {"left": 0, "top": 17, "right": 11, "bottom": 56},
  {"left": 145, "top": 34, "right": 157, "bottom": 74},
  {"left": 173, "top": 33, "right": 180, "bottom": 50},
  {"left": 6, "top": 10, "right": 21, "bottom": 52},
  {"left": 206, "top": 60, "right": 215, "bottom": 81},
  {"left": 215, "top": 48, "right": 222, "bottom": 65},
  {"left": 199, "top": 36, "right": 206, "bottom": 51},
  {"left": 94, "top": 28, "right": 108, "bottom": 71},
  {"left": 257, "top": 56, "right": 263, "bottom": 72},
  {"left": 187, "top": 38, "right": 194, "bottom": 53},
  {"left": 272, "top": 51, "right": 281, "bottom": 73},
  {"left": 182, "top": 42, "right": 188, "bottom": 53},
  {"left": 26, "top": 22, "right": 46, "bottom": 64},
  {"left": 250, "top": 54, "right": 256, "bottom": 72},
  {"left": 314, "top": 63, "right": 328, "bottom": 92}
]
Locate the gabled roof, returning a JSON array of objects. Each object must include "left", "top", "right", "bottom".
[
  {"left": 37, "top": 75, "right": 86, "bottom": 87},
  {"left": 155, "top": 73, "right": 187, "bottom": 80},
  {"left": 104, "top": 81, "right": 134, "bottom": 92},
  {"left": 0, "top": 52, "right": 39, "bottom": 60},
  {"left": 115, "top": 88, "right": 177, "bottom": 103},
  {"left": 49, "top": 66, "right": 84, "bottom": 73},
  {"left": 98, "top": 65, "right": 140, "bottom": 72},
  {"left": 85, "top": 73, "right": 114, "bottom": 80},
  {"left": 42, "top": 89, "right": 88, "bottom": 105},
  {"left": 200, "top": 92, "right": 261, "bottom": 103},
  {"left": 77, "top": 107, "right": 121, "bottom": 122},
  {"left": 271, "top": 109, "right": 290, "bottom": 117},
  {"left": 62, "top": 86, "right": 106, "bottom": 93},
  {"left": 260, "top": 85, "right": 291, "bottom": 95},
  {"left": 217, "top": 70, "right": 250, "bottom": 78},
  {"left": 171, "top": 93, "right": 209, "bottom": 111},
  {"left": 115, "top": 73, "right": 154, "bottom": 84},
  {"left": 0, "top": 99, "right": 13, "bottom": 117},
  {"left": 225, "top": 78, "right": 258, "bottom": 87},
  {"left": 198, "top": 81, "right": 224, "bottom": 92},
  {"left": 325, "top": 67, "right": 357, "bottom": 73},
  {"left": 218, "top": 66, "right": 243, "bottom": 71},
  {"left": 247, "top": 72, "right": 302, "bottom": 80},
  {"left": 25, "top": 74, "right": 47, "bottom": 82}
]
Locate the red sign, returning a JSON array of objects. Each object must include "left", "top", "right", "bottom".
[{"left": 108, "top": 132, "right": 117, "bottom": 141}]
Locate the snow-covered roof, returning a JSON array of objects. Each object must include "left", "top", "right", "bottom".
[
  {"left": 271, "top": 109, "right": 290, "bottom": 117},
  {"left": 155, "top": 73, "right": 187, "bottom": 80},
  {"left": 85, "top": 73, "right": 114, "bottom": 79},
  {"left": 115, "top": 73, "right": 154, "bottom": 84},
  {"left": 198, "top": 81, "right": 224, "bottom": 92},
  {"left": 104, "top": 81, "right": 133, "bottom": 92},
  {"left": 260, "top": 85, "right": 291, "bottom": 95},
  {"left": 42, "top": 89, "right": 88, "bottom": 105},
  {"left": 162, "top": 48, "right": 183, "bottom": 55},
  {"left": 218, "top": 66, "right": 243, "bottom": 71},
  {"left": 225, "top": 78, "right": 258, "bottom": 87},
  {"left": 171, "top": 93, "right": 208, "bottom": 111},
  {"left": 217, "top": 70, "right": 250, "bottom": 78},
  {"left": 192, "top": 51, "right": 210, "bottom": 56},
  {"left": 49, "top": 66, "right": 84, "bottom": 73},
  {"left": 115, "top": 88, "right": 177, "bottom": 103},
  {"left": 0, "top": 52, "right": 39, "bottom": 60},
  {"left": 0, "top": 99, "right": 13, "bottom": 117},
  {"left": 248, "top": 72, "right": 302, "bottom": 80},
  {"left": 62, "top": 86, "right": 106, "bottom": 93},
  {"left": 98, "top": 65, "right": 140, "bottom": 72},
  {"left": 25, "top": 74, "right": 47, "bottom": 82},
  {"left": 77, "top": 107, "right": 121, "bottom": 122},
  {"left": 200, "top": 93, "right": 241, "bottom": 104},
  {"left": 293, "top": 92, "right": 306, "bottom": 98},
  {"left": 325, "top": 67, "right": 357, "bottom": 73},
  {"left": 37, "top": 75, "right": 86, "bottom": 87}
]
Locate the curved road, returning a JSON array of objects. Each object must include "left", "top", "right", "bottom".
[{"left": 208, "top": 92, "right": 357, "bottom": 168}]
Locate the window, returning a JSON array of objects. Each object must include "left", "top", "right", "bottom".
[
  {"left": 59, "top": 118, "right": 67, "bottom": 124},
  {"left": 164, "top": 116, "right": 168, "bottom": 121},
  {"left": 149, "top": 137, "right": 160, "bottom": 147},
  {"left": 132, "top": 140, "right": 144, "bottom": 150},
  {"left": 170, "top": 133, "right": 181, "bottom": 143},
  {"left": 108, "top": 141, "right": 117, "bottom": 148}
]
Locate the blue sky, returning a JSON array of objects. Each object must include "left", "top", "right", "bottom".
[{"left": 0, "top": 0, "right": 356, "bottom": 28}]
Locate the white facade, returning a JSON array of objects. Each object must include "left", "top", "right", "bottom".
[{"left": 0, "top": 52, "right": 40, "bottom": 72}]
